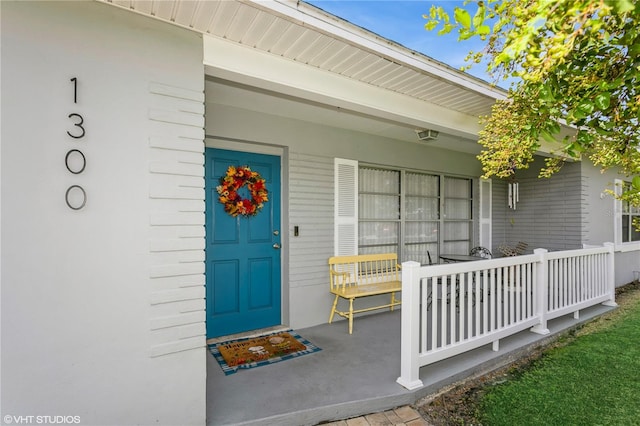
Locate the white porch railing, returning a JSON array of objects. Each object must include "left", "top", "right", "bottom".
[{"left": 396, "top": 243, "right": 617, "bottom": 390}]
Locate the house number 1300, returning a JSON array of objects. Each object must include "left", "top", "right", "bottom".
[{"left": 65, "top": 77, "right": 87, "bottom": 210}]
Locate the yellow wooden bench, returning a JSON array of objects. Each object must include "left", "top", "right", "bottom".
[{"left": 328, "top": 253, "right": 401, "bottom": 334}]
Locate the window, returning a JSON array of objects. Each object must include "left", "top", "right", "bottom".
[
  {"left": 614, "top": 179, "right": 640, "bottom": 245},
  {"left": 622, "top": 193, "right": 640, "bottom": 243},
  {"left": 357, "top": 166, "right": 473, "bottom": 264}
]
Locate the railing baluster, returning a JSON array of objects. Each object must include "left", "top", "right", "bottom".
[
  {"left": 497, "top": 267, "right": 503, "bottom": 329},
  {"left": 563, "top": 257, "right": 568, "bottom": 308},
  {"left": 490, "top": 267, "right": 496, "bottom": 330},
  {"left": 420, "top": 278, "right": 424, "bottom": 354},
  {"left": 528, "top": 262, "right": 532, "bottom": 317},
  {"left": 553, "top": 259, "right": 559, "bottom": 310},
  {"left": 509, "top": 265, "right": 515, "bottom": 325},
  {"left": 481, "top": 270, "right": 488, "bottom": 333},
  {"left": 450, "top": 274, "right": 457, "bottom": 345},
  {"left": 430, "top": 278, "right": 437, "bottom": 351},
  {"left": 517, "top": 264, "right": 522, "bottom": 322},
  {"left": 438, "top": 275, "right": 444, "bottom": 346}
]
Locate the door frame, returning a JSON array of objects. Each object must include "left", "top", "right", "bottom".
[{"left": 204, "top": 137, "right": 289, "bottom": 333}]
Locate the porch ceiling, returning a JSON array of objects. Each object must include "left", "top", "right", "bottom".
[
  {"left": 100, "top": 0, "right": 507, "bottom": 153},
  {"left": 205, "top": 77, "right": 483, "bottom": 154}
]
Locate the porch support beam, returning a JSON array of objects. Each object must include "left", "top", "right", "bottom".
[
  {"left": 603, "top": 242, "right": 618, "bottom": 307},
  {"left": 397, "top": 261, "right": 424, "bottom": 390},
  {"left": 531, "top": 248, "right": 550, "bottom": 335}
]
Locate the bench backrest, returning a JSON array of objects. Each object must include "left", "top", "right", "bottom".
[{"left": 328, "top": 253, "right": 400, "bottom": 289}]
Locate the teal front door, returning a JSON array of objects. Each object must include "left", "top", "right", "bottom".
[{"left": 205, "top": 148, "right": 281, "bottom": 338}]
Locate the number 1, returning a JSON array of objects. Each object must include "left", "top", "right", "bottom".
[{"left": 70, "top": 77, "right": 77, "bottom": 103}]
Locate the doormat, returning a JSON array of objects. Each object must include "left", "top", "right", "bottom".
[{"left": 208, "top": 330, "right": 321, "bottom": 375}]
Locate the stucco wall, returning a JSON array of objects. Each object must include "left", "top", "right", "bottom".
[
  {"left": 582, "top": 161, "right": 619, "bottom": 244},
  {"left": 1, "top": 2, "right": 205, "bottom": 424},
  {"left": 205, "top": 99, "right": 483, "bottom": 329}
]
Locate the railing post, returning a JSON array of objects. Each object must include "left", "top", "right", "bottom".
[
  {"left": 396, "top": 261, "right": 424, "bottom": 390},
  {"left": 603, "top": 242, "right": 618, "bottom": 307},
  {"left": 531, "top": 248, "right": 550, "bottom": 335}
]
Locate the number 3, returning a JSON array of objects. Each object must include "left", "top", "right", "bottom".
[{"left": 67, "top": 113, "right": 85, "bottom": 139}]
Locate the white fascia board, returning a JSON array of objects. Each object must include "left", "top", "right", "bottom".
[
  {"left": 246, "top": 0, "right": 506, "bottom": 100},
  {"left": 204, "top": 35, "right": 483, "bottom": 139}
]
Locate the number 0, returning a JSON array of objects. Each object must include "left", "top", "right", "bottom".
[
  {"left": 65, "top": 185, "right": 87, "bottom": 210},
  {"left": 65, "top": 149, "right": 86, "bottom": 174}
]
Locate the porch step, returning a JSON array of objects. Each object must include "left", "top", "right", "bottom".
[{"left": 206, "top": 325, "right": 290, "bottom": 345}]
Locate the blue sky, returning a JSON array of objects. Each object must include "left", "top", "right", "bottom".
[{"left": 306, "top": 0, "right": 496, "bottom": 84}]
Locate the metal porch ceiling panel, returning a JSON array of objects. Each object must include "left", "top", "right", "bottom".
[{"left": 103, "top": 0, "right": 498, "bottom": 117}]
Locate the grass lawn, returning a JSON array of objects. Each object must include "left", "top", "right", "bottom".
[{"left": 479, "top": 286, "right": 640, "bottom": 425}]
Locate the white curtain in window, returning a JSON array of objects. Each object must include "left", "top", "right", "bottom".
[
  {"left": 359, "top": 168, "right": 399, "bottom": 193},
  {"left": 358, "top": 168, "right": 400, "bottom": 252},
  {"left": 442, "top": 177, "right": 472, "bottom": 254},
  {"left": 403, "top": 172, "right": 440, "bottom": 264},
  {"left": 479, "top": 178, "right": 492, "bottom": 253},
  {"left": 356, "top": 167, "right": 473, "bottom": 262},
  {"left": 406, "top": 172, "right": 438, "bottom": 196}
]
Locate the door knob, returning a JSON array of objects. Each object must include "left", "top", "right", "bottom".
[{"left": 273, "top": 243, "right": 281, "bottom": 249}]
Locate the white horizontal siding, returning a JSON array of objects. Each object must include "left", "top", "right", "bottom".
[
  {"left": 289, "top": 153, "right": 334, "bottom": 289},
  {"left": 150, "top": 274, "right": 204, "bottom": 292},
  {"left": 148, "top": 82, "right": 205, "bottom": 357}
]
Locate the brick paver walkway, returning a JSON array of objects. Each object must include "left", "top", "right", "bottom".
[{"left": 322, "top": 405, "right": 432, "bottom": 426}]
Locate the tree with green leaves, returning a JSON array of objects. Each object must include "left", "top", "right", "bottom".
[{"left": 425, "top": 0, "right": 640, "bottom": 209}]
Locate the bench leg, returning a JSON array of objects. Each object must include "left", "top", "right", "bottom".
[
  {"left": 390, "top": 292, "right": 397, "bottom": 311},
  {"left": 328, "top": 294, "right": 339, "bottom": 324},
  {"left": 348, "top": 298, "right": 354, "bottom": 334}
]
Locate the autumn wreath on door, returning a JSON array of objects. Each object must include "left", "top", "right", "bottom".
[{"left": 216, "top": 165, "right": 269, "bottom": 217}]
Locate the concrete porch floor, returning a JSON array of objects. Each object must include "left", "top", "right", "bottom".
[{"left": 206, "top": 303, "right": 615, "bottom": 425}]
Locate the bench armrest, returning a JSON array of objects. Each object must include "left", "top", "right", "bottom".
[{"left": 329, "top": 269, "right": 352, "bottom": 290}]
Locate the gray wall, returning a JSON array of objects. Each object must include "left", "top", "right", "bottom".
[{"left": 492, "top": 159, "right": 585, "bottom": 253}]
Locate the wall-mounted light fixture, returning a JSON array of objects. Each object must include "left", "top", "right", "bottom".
[{"left": 415, "top": 129, "right": 439, "bottom": 141}]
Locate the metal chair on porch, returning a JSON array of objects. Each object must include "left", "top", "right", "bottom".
[
  {"left": 426, "top": 250, "right": 435, "bottom": 265},
  {"left": 498, "top": 241, "right": 529, "bottom": 257},
  {"left": 469, "top": 246, "right": 492, "bottom": 259},
  {"left": 468, "top": 246, "right": 493, "bottom": 305},
  {"left": 425, "top": 251, "right": 464, "bottom": 311}
]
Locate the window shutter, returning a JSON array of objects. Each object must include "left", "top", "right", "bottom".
[
  {"left": 479, "top": 178, "right": 492, "bottom": 251},
  {"left": 334, "top": 158, "right": 358, "bottom": 256}
]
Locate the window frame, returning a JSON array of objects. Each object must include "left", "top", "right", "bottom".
[
  {"left": 614, "top": 179, "right": 640, "bottom": 250},
  {"left": 357, "top": 164, "right": 474, "bottom": 264}
]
